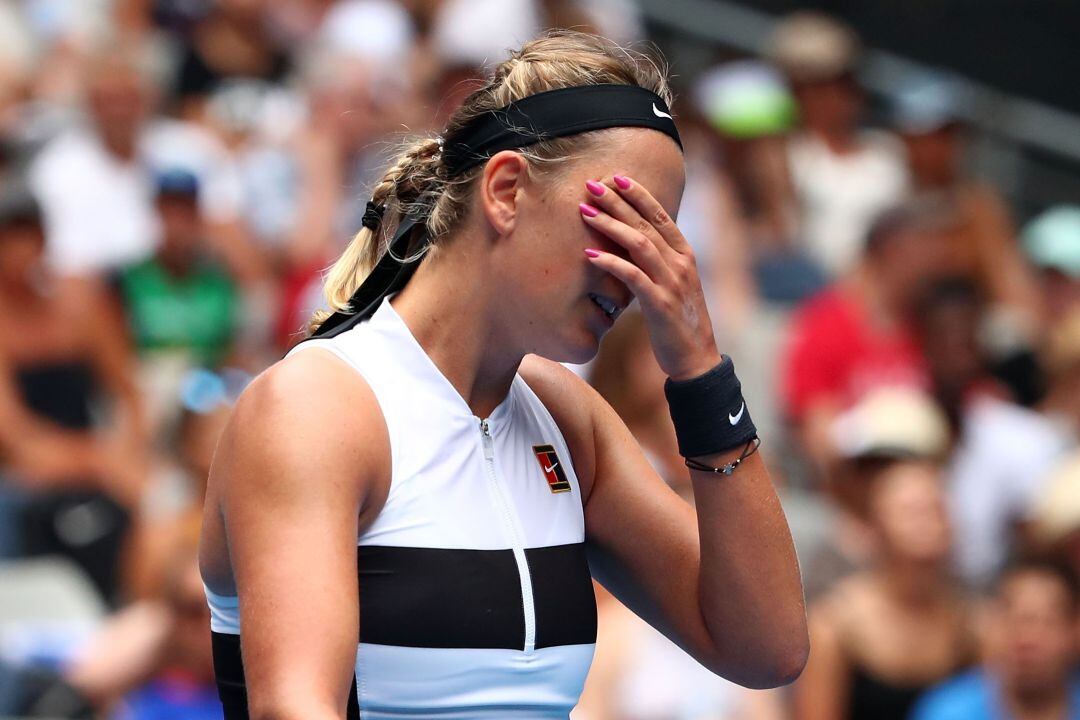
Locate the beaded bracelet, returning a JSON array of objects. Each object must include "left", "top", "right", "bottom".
[{"left": 685, "top": 436, "right": 761, "bottom": 476}]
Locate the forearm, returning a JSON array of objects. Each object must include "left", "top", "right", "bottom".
[{"left": 689, "top": 449, "right": 808, "bottom": 688}]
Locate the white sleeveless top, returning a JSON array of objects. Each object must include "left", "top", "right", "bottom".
[{"left": 206, "top": 294, "right": 597, "bottom": 719}]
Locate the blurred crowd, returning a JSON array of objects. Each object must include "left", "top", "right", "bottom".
[{"left": 0, "top": 2, "right": 1077, "bottom": 719}]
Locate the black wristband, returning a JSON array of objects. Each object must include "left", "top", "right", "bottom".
[{"left": 664, "top": 356, "right": 757, "bottom": 458}]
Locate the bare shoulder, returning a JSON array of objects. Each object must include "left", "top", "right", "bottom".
[
  {"left": 517, "top": 355, "right": 600, "bottom": 500},
  {"left": 223, "top": 347, "right": 389, "bottom": 492},
  {"left": 812, "top": 573, "right": 878, "bottom": 639},
  {"left": 203, "top": 347, "right": 391, "bottom": 559}
]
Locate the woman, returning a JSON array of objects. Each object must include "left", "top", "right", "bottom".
[
  {"left": 793, "top": 459, "right": 978, "bottom": 720},
  {"left": 199, "top": 31, "right": 807, "bottom": 719},
  {"left": 0, "top": 186, "right": 148, "bottom": 601}
]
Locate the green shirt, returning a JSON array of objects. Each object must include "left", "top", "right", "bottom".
[{"left": 119, "top": 257, "right": 237, "bottom": 367}]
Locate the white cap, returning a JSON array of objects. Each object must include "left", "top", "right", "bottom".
[{"left": 831, "top": 388, "right": 950, "bottom": 460}]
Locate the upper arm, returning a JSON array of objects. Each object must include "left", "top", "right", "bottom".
[
  {"left": 61, "top": 278, "right": 141, "bottom": 412},
  {"left": 517, "top": 358, "right": 708, "bottom": 661},
  {"left": 577, "top": 382, "right": 714, "bottom": 661},
  {"left": 211, "top": 349, "right": 390, "bottom": 717}
]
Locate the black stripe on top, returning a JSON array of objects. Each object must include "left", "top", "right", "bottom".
[
  {"left": 527, "top": 542, "right": 598, "bottom": 649},
  {"left": 358, "top": 542, "right": 596, "bottom": 650},
  {"left": 211, "top": 631, "right": 360, "bottom": 720}
]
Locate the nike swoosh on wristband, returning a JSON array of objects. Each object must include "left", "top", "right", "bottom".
[
  {"left": 544, "top": 463, "right": 558, "bottom": 473},
  {"left": 652, "top": 103, "right": 673, "bottom": 120},
  {"left": 728, "top": 402, "right": 745, "bottom": 425}
]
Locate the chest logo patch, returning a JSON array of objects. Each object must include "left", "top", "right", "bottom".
[{"left": 532, "top": 444, "right": 571, "bottom": 493}]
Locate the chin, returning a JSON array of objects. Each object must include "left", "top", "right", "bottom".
[{"left": 530, "top": 330, "right": 601, "bottom": 366}]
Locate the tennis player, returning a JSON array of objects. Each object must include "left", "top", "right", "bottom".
[{"left": 199, "top": 30, "right": 808, "bottom": 720}]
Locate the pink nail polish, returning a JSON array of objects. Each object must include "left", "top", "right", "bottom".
[
  {"left": 579, "top": 203, "right": 599, "bottom": 217},
  {"left": 584, "top": 248, "right": 601, "bottom": 258},
  {"left": 585, "top": 180, "right": 606, "bottom": 196},
  {"left": 613, "top": 175, "right": 632, "bottom": 190}
]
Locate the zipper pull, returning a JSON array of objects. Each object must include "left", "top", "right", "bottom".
[{"left": 479, "top": 418, "right": 494, "bottom": 460}]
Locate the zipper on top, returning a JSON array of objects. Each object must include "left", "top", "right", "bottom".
[{"left": 479, "top": 418, "right": 536, "bottom": 654}]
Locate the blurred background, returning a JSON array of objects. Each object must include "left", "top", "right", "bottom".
[{"left": 0, "top": 1, "right": 1078, "bottom": 718}]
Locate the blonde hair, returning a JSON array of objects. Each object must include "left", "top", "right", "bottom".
[{"left": 307, "top": 30, "right": 673, "bottom": 334}]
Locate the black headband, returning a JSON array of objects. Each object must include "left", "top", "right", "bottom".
[
  {"left": 306, "top": 84, "right": 681, "bottom": 340},
  {"left": 442, "top": 84, "right": 681, "bottom": 175}
]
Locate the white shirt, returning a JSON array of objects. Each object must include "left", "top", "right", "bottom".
[
  {"left": 29, "top": 128, "right": 160, "bottom": 275},
  {"left": 29, "top": 119, "right": 242, "bottom": 276},
  {"left": 787, "top": 130, "right": 909, "bottom": 276},
  {"left": 947, "top": 396, "right": 1074, "bottom": 586}
]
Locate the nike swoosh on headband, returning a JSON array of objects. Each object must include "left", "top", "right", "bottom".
[{"left": 652, "top": 103, "right": 673, "bottom": 120}]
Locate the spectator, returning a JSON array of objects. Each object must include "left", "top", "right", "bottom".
[
  {"left": 173, "top": 0, "right": 292, "bottom": 121},
  {"left": 675, "top": 73, "right": 760, "bottom": 337},
  {"left": 793, "top": 459, "right": 978, "bottom": 720},
  {"left": 912, "top": 558, "right": 1080, "bottom": 720},
  {"left": 116, "top": 169, "right": 239, "bottom": 370},
  {"left": 64, "top": 520, "right": 218, "bottom": 719},
  {"left": 28, "top": 44, "right": 161, "bottom": 277},
  {"left": 800, "top": 387, "right": 950, "bottom": 602},
  {"left": 28, "top": 43, "right": 254, "bottom": 283},
  {"left": 575, "top": 584, "right": 785, "bottom": 720},
  {"left": 781, "top": 199, "right": 954, "bottom": 474},
  {"left": 917, "top": 279, "right": 1072, "bottom": 587},
  {"left": 1023, "top": 205, "right": 1080, "bottom": 321},
  {"left": 0, "top": 184, "right": 148, "bottom": 603},
  {"left": 126, "top": 403, "right": 232, "bottom": 601},
  {"left": 692, "top": 60, "right": 827, "bottom": 310},
  {"left": 893, "top": 71, "right": 1041, "bottom": 328},
  {"left": 766, "top": 11, "right": 908, "bottom": 278}
]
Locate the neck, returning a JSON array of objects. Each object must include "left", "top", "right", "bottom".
[
  {"left": 849, "top": 264, "right": 906, "bottom": 328},
  {"left": 809, "top": 126, "right": 857, "bottom": 155},
  {"left": 878, "top": 557, "right": 949, "bottom": 608},
  {"left": 1006, "top": 681, "right": 1070, "bottom": 720},
  {"left": 388, "top": 241, "right": 521, "bottom": 419},
  {"left": 101, "top": 131, "right": 137, "bottom": 161}
]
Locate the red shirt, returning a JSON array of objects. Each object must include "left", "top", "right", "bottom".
[{"left": 782, "top": 287, "right": 929, "bottom": 422}]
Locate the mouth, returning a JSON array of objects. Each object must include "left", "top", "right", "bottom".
[{"left": 587, "top": 292, "right": 625, "bottom": 323}]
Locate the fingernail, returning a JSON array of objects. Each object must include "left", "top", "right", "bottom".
[
  {"left": 584, "top": 248, "right": 601, "bottom": 258},
  {"left": 579, "top": 203, "right": 599, "bottom": 217},
  {"left": 613, "top": 175, "right": 632, "bottom": 190},
  {"left": 585, "top": 180, "right": 606, "bottom": 196}
]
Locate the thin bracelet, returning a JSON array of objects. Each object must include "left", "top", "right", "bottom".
[{"left": 685, "top": 436, "right": 761, "bottom": 476}]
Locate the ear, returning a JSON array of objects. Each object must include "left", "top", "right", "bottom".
[{"left": 478, "top": 150, "right": 528, "bottom": 236}]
